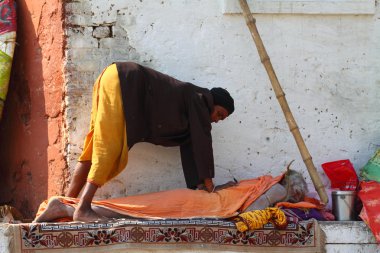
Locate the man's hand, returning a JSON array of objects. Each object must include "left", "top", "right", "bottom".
[
  {"left": 196, "top": 179, "right": 238, "bottom": 192},
  {"left": 196, "top": 178, "right": 216, "bottom": 192}
]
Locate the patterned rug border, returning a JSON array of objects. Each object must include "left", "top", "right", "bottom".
[{"left": 12, "top": 219, "right": 325, "bottom": 253}]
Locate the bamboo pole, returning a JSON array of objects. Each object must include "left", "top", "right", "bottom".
[{"left": 238, "top": 0, "right": 328, "bottom": 204}]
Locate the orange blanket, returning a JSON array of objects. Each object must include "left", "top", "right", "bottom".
[{"left": 37, "top": 175, "right": 282, "bottom": 220}]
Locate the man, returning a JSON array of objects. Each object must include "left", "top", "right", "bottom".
[{"left": 66, "top": 62, "right": 235, "bottom": 222}]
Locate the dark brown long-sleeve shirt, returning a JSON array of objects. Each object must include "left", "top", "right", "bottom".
[{"left": 116, "top": 62, "right": 215, "bottom": 188}]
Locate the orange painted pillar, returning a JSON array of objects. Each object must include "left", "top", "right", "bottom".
[{"left": 0, "top": 0, "right": 66, "bottom": 219}]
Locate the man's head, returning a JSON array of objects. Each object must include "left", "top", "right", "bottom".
[
  {"left": 280, "top": 167, "right": 308, "bottom": 203},
  {"left": 210, "top": 87, "right": 234, "bottom": 123}
]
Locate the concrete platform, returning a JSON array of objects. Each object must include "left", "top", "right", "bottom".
[{"left": 320, "top": 221, "right": 380, "bottom": 253}]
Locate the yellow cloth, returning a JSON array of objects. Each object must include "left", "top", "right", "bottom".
[
  {"left": 78, "top": 64, "right": 129, "bottom": 186},
  {"left": 235, "top": 207, "right": 287, "bottom": 232}
]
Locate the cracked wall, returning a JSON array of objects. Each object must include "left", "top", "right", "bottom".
[{"left": 64, "top": 1, "right": 380, "bottom": 199}]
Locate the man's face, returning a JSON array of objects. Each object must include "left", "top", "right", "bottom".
[{"left": 210, "top": 105, "right": 229, "bottom": 123}]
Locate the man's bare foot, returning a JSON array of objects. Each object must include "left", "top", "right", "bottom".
[
  {"left": 73, "top": 206, "right": 107, "bottom": 222},
  {"left": 33, "top": 197, "right": 74, "bottom": 223}
]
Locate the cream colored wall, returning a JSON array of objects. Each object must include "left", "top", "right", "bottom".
[{"left": 64, "top": 0, "right": 380, "bottom": 199}]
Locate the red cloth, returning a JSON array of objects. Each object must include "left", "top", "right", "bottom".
[
  {"left": 358, "top": 181, "right": 380, "bottom": 243},
  {"left": 0, "top": 0, "right": 17, "bottom": 34}
]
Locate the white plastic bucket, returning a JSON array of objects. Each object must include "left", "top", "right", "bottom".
[{"left": 332, "top": 190, "right": 356, "bottom": 221}]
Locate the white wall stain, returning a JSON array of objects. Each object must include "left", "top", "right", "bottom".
[{"left": 64, "top": 0, "right": 380, "bottom": 198}]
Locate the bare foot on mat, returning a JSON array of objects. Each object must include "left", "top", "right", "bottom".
[
  {"left": 33, "top": 197, "right": 74, "bottom": 223},
  {"left": 73, "top": 206, "right": 107, "bottom": 222}
]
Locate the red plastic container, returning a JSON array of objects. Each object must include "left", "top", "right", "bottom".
[{"left": 322, "top": 160, "right": 358, "bottom": 191}]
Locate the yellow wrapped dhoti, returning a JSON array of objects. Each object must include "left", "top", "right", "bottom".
[{"left": 79, "top": 64, "right": 129, "bottom": 186}]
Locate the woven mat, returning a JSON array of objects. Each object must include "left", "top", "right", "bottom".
[{"left": 10, "top": 218, "right": 325, "bottom": 253}]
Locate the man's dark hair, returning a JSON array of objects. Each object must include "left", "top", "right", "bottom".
[{"left": 210, "top": 87, "right": 234, "bottom": 114}]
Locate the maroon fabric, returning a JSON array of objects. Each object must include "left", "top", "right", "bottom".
[
  {"left": 0, "top": 0, "right": 17, "bottom": 35},
  {"left": 282, "top": 208, "right": 326, "bottom": 222}
]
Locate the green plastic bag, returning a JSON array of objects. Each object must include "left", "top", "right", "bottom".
[
  {"left": 0, "top": 49, "right": 12, "bottom": 120},
  {"left": 0, "top": 49, "right": 12, "bottom": 100},
  {"left": 360, "top": 149, "right": 380, "bottom": 182}
]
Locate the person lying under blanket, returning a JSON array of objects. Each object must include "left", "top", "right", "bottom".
[{"left": 34, "top": 165, "right": 308, "bottom": 223}]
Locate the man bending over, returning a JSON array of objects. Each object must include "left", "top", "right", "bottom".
[{"left": 66, "top": 62, "right": 235, "bottom": 222}]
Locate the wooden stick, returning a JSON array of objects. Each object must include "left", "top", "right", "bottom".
[{"left": 238, "top": 0, "right": 328, "bottom": 204}]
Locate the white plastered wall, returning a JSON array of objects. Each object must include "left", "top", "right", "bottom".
[{"left": 64, "top": 0, "right": 380, "bottom": 199}]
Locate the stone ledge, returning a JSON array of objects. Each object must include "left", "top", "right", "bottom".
[{"left": 319, "top": 221, "right": 377, "bottom": 244}]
